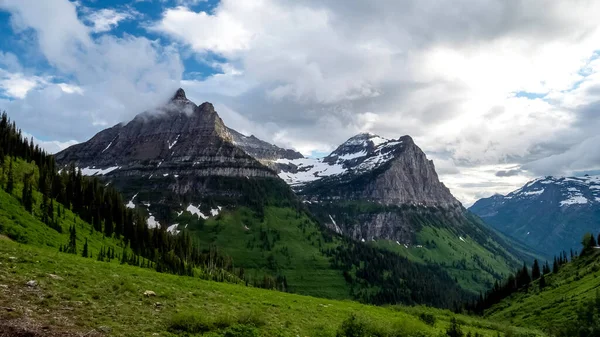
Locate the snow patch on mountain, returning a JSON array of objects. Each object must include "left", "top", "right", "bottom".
[
  {"left": 126, "top": 193, "right": 138, "bottom": 209},
  {"left": 147, "top": 216, "right": 160, "bottom": 229},
  {"left": 168, "top": 134, "right": 180, "bottom": 150},
  {"left": 560, "top": 195, "right": 588, "bottom": 206},
  {"left": 186, "top": 204, "right": 208, "bottom": 219},
  {"left": 276, "top": 133, "right": 405, "bottom": 186},
  {"left": 167, "top": 224, "right": 180, "bottom": 234},
  {"left": 80, "top": 166, "right": 120, "bottom": 176}
]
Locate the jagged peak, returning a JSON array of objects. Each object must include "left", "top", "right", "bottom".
[{"left": 171, "top": 88, "right": 187, "bottom": 101}]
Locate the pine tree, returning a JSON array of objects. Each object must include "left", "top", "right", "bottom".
[
  {"left": 22, "top": 173, "right": 33, "bottom": 212},
  {"left": 553, "top": 257, "right": 559, "bottom": 273},
  {"left": 539, "top": 273, "right": 546, "bottom": 289},
  {"left": 68, "top": 225, "right": 77, "bottom": 254},
  {"left": 6, "top": 159, "right": 14, "bottom": 193},
  {"left": 543, "top": 261, "right": 551, "bottom": 275},
  {"left": 82, "top": 238, "right": 88, "bottom": 258},
  {"left": 531, "top": 259, "right": 541, "bottom": 280}
]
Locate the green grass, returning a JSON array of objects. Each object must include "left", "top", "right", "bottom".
[
  {"left": 486, "top": 249, "right": 600, "bottom": 332},
  {"left": 374, "top": 226, "right": 516, "bottom": 294},
  {"left": 0, "top": 239, "right": 546, "bottom": 337},
  {"left": 186, "top": 206, "right": 349, "bottom": 300}
]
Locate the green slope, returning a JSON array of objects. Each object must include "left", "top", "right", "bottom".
[
  {"left": 486, "top": 249, "right": 600, "bottom": 333},
  {"left": 0, "top": 239, "right": 545, "bottom": 337},
  {"left": 0, "top": 158, "right": 122, "bottom": 254},
  {"left": 306, "top": 201, "right": 540, "bottom": 295},
  {"left": 185, "top": 206, "right": 349, "bottom": 300}
]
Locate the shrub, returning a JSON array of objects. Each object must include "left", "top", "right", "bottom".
[
  {"left": 223, "top": 324, "right": 261, "bottom": 337},
  {"left": 336, "top": 314, "right": 370, "bottom": 337},
  {"left": 237, "top": 309, "right": 266, "bottom": 327},
  {"left": 168, "top": 313, "right": 214, "bottom": 334},
  {"left": 446, "top": 318, "right": 464, "bottom": 337},
  {"left": 418, "top": 313, "right": 436, "bottom": 326}
]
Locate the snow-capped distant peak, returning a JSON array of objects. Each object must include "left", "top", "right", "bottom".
[{"left": 495, "top": 174, "right": 600, "bottom": 207}]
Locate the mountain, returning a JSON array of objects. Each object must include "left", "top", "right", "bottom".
[
  {"left": 54, "top": 89, "right": 299, "bottom": 223},
  {"left": 54, "top": 88, "right": 274, "bottom": 179},
  {"left": 278, "top": 133, "right": 460, "bottom": 208},
  {"left": 469, "top": 175, "right": 600, "bottom": 256},
  {"left": 275, "top": 132, "right": 538, "bottom": 293}
]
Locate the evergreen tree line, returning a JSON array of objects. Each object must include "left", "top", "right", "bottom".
[
  {"left": 0, "top": 112, "right": 242, "bottom": 281},
  {"left": 325, "top": 237, "right": 471, "bottom": 309},
  {"left": 469, "top": 232, "right": 600, "bottom": 314}
]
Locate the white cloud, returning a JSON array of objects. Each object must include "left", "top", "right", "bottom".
[
  {"left": 84, "top": 8, "right": 135, "bottom": 33},
  {"left": 153, "top": 0, "right": 600, "bottom": 203},
  {"left": 0, "top": 0, "right": 183, "bottom": 141},
  {"left": 22, "top": 132, "right": 78, "bottom": 154},
  {"left": 0, "top": 69, "right": 47, "bottom": 98}
]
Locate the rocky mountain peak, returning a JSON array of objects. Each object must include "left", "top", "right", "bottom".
[
  {"left": 171, "top": 87, "right": 187, "bottom": 101},
  {"left": 276, "top": 133, "right": 460, "bottom": 209},
  {"left": 54, "top": 89, "right": 272, "bottom": 179}
]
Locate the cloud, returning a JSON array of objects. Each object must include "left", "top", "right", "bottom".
[
  {"left": 22, "top": 132, "right": 78, "bottom": 154},
  {"left": 495, "top": 169, "right": 522, "bottom": 177},
  {"left": 151, "top": 0, "right": 600, "bottom": 203},
  {"left": 0, "top": 69, "right": 47, "bottom": 98},
  {"left": 4, "top": 0, "right": 600, "bottom": 204},
  {"left": 0, "top": 0, "right": 183, "bottom": 141},
  {"left": 84, "top": 8, "right": 136, "bottom": 33}
]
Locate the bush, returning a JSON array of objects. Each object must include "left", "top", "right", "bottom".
[
  {"left": 336, "top": 314, "right": 370, "bottom": 337},
  {"left": 237, "top": 309, "right": 266, "bottom": 327},
  {"left": 446, "top": 318, "right": 463, "bottom": 337},
  {"left": 418, "top": 313, "right": 436, "bottom": 326},
  {"left": 168, "top": 313, "right": 215, "bottom": 334},
  {"left": 223, "top": 324, "right": 261, "bottom": 337}
]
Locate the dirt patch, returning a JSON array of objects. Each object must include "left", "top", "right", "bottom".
[{"left": 0, "top": 322, "right": 103, "bottom": 337}]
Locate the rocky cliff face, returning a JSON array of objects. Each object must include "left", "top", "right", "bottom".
[
  {"left": 272, "top": 132, "right": 472, "bottom": 243},
  {"left": 277, "top": 133, "right": 461, "bottom": 209},
  {"left": 55, "top": 89, "right": 273, "bottom": 179},
  {"left": 470, "top": 175, "right": 600, "bottom": 255}
]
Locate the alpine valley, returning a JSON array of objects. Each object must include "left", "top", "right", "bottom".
[{"left": 53, "top": 89, "right": 535, "bottom": 301}]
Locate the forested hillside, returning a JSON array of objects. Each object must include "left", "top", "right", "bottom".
[{"left": 478, "top": 232, "right": 600, "bottom": 336}]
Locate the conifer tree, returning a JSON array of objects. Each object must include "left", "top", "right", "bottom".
[
  {"left": 531, "top": 259, "right": 541, "bottom": 280},
  {"left": 543, "top": 261, "right": 551, "bottom": 275},
  {"left": 22, "top": 173, "right": 33, "bottom": 212},
  {"left": 68, "top": 225, "right": 77, "bottom": 254},
  {"left": 539, "top": 273, "right": 546, "bottom": 289},
  {"left": 82, "top": 238, "right": 88, "bottom": 258},
  {"left": 6, "top": 159, "right": 14, "bottom": 193}
]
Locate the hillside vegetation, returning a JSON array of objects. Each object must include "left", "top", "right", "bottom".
[
  {"left": 485, "top": 235, "right": 600, "bottom": 336},
  {"left": 0, "top": 238, "right": 545, "bottom": 337}
]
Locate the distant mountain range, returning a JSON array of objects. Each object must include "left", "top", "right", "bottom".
[{"left": 470, "top": 175, "right": 600, "bottom": 256}]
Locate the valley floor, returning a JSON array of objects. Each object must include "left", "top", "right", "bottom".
[{"left": 0, "top": 238, "right": 545, "bottom": 337}]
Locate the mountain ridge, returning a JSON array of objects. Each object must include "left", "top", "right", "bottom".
[{"left": 470, "top": 175, "right": 600, "bottom": 256}]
